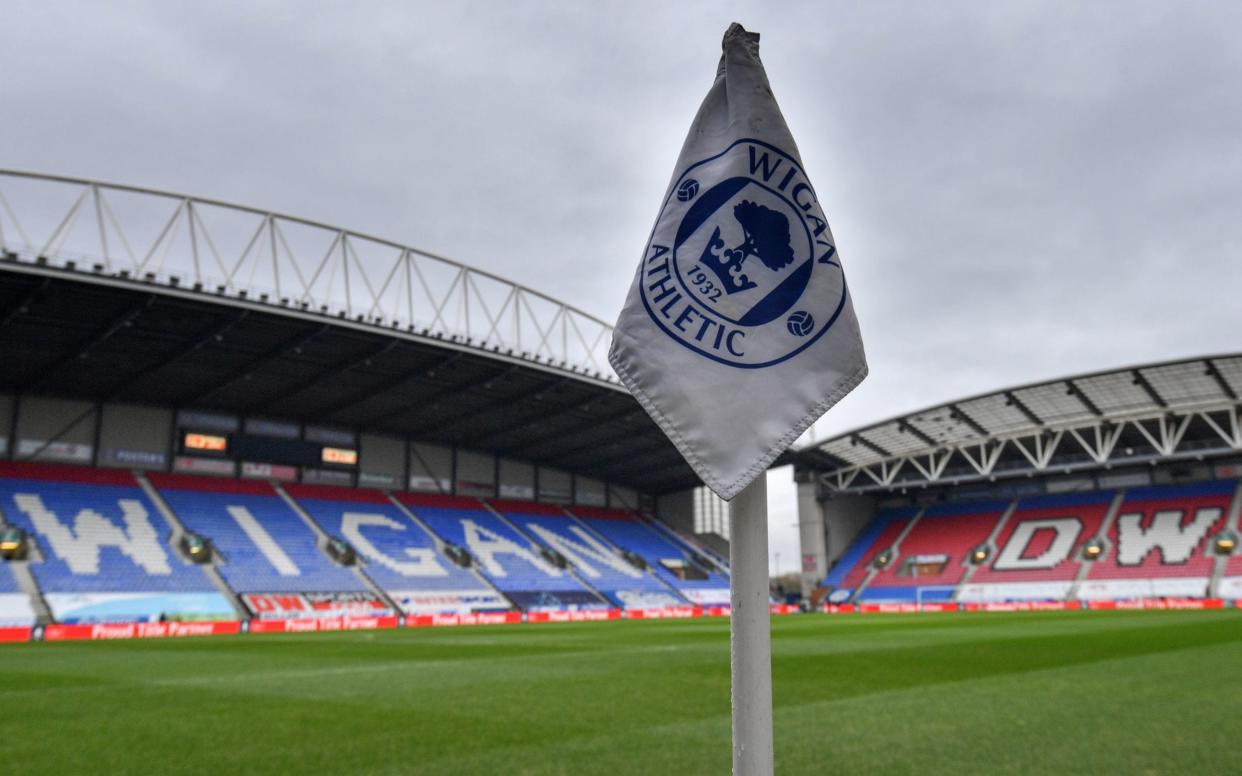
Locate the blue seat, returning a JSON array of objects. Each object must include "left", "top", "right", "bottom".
[
  {"left": 157, "top": 486, "right": 366, "bottom": 594},
  {"left": 0, "top": 470, "right": 232, "bottom": 623},
  {"left": 0, "top": 477, "right": 217, "bottom": 594},
  {"left": 293, "top": 495, "right": 483, "bottom": 592},
  {"left": 572, "top": 510, "right": 730, "bottom": 596},
  {"left": 499, "top": 509, "right": 676, "bottom": 607}
]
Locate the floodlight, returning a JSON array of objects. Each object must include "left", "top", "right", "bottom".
[
  {"left": 179, "top": 532, "right": 212, "bottom": 564},
  {"left": 0, "top": 527, "right": 28, "bottom": 560},
  {"left": 326, "top": 538, "right": 356, "bottom": 566},
  {"left": 1214, "top": 532, "right": 1236, "bottom": 555},
  {"left": 969, "top": 544, "right": 991, "bottom": 564},
  {"left": 1082, "top": 538, "right": 1105, "bottom": 560}
]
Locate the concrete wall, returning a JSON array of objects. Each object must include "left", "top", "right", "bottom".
[
  {"left": 575, "top": 475, "right": 606, "bottom": 506},
  {"left": 796, "top": 479, "right": 826, "bottom": 593},
  {"left": 538, "top": 466, "right": 572, "bottom": 503},
  {"left": 0, "top": 394, "right": 13, "bottom": 456},
  {"left": 98, "top": 403, "right": 172, "bottom": 469},
  {"left": 410, "top": 442, "right": 452, "bottom": 493},
  {"left": 14, "top": 396, "right": 95, "bottom": 463},
  {"left": 656, "top": 488, "right": 695, "bottom": 535},
  {"left": 608, "top": 483, "right": 638, "bottom": 510},
  {"left": 359, "top": 433, "right": 404, "bottom": 488},
  {"left": 455, "top": 449, "right": 496, "bottom": 497},
  {"left": 498, "top": 458, "right": 535, "bottom": 499}
]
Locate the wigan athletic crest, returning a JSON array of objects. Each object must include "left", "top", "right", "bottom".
[
  {"left": 638, "top": 139, "right": 847, "bottom": 368},
  {"left": 610, "top": 23, "right": 866, "bottom": 500}
]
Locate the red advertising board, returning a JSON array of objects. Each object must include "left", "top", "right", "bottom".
[
  {"left": 623, "top": 606, "right": 702, "bottom": 619},
  {"left": 0, "top": 626, "right": 33, "bottom": 643},
  {"left": 42, "top": 621, "right": 241, "bottom": 641},
  {"left": 406, "top": 612, "right": 523, "bottom": 627},
  {"left": 961, "top": 601, "right": 1074, "bottom": 613},
  {"left": 247, "top": 616, "right": 400, "bottom": 634},
  {"left": 526, "top": 609, "right": 622, "bottom": 624},
  {"left": 1099, "top": 597, "right": 1225, "bottom": 611}
]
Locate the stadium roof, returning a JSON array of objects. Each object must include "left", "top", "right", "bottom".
[
  {"left": 793, "top": 354, "right": 1242, "bottom": 494},
  {"left": 0, "top": 170, "right": 700, "bottom": 494}
]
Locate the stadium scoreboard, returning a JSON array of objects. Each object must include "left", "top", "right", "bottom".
[{"left": 179, "top": 430, "right": 358, "bottom": 469}]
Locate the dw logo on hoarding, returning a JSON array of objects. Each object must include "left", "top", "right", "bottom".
[{"left": 639, "top": 139, "right": 849, "bottom": 368}]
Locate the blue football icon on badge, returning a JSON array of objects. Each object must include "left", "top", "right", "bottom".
[
  {"left": 638, "top": 139, "right": 849, "bottom": 369},
  {"left": 786, "top": 310, "right": 814, "bottom": 337}
]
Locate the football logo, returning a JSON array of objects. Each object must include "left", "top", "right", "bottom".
[{"left": 638, "top": 139, "right": 848, "bottom": 368}]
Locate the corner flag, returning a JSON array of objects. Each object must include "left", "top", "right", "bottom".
[{"left": 609, "top": 23, "right": 867, "bottom": 501}]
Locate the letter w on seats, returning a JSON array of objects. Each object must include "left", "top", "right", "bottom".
[{"left": 14, "top": 493, "right": 172, "bottom": 575}]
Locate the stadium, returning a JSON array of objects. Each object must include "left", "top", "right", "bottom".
[
  {"left": 791, "top": 355, "right": 1242, "bottom": 609},
  {"left": 2, "top": 168, "right": 1240, "bottom": 773},
  {"left": 0, "top": 169, "right": 731, "bottom": 635}
]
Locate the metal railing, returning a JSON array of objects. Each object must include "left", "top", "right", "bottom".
[{"left": 0, "top": 170, "right": 619, "bottom": 383}]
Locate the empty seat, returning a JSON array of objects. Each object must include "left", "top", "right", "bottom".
[
  {"left": 0, "top": 462, "right": 231, "bottom": 623},
  {"left": 287, "top": 483, "right": 505, "bottom": 615},
  {"left": 398, "top": 493, "right": 605, "bottom": 611},
  {"left": 492, "top": 500, "right": 684, "bottom": 609},
  {"left": 570, "top": 506, "right": 730, "bottom": 606}
]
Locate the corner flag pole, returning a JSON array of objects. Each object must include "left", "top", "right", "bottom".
[
  {"left": 729, "top": 476, "right": 773, "bottom": 775},
  {"left": 607, "top": 22, "right": 867, "bottom": 775}
]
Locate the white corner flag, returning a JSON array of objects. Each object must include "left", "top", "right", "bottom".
[{"left": 609, "top": 23, "right": 867, "bottom": 502}]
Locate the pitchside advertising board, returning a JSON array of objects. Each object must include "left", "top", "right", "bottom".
[
  {"left": 386, "top": 590, "right": 509, "bottom": 615},
  {"left": 43, "top": 592, "right": 236, "bottom": 624},
  {"left": 504, "top": 591, "right": 614, "bottom": 612},
  {"left": 612, "top": 590, "right": 687, "bottom": 610},
  {"left": 678, "top": 588, "right": 732, "bottom": 607},
  {"left": 242, "top": 591, "right": 395, "bottom": 620}
]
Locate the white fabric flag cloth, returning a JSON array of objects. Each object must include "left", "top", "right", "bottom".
[{"left": 609, "top": 23, "right": 867, "bottom": 500}]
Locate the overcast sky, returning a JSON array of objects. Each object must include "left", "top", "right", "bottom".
[{"left": 4, "top": 1, "right": 1240, "bottom": 573}]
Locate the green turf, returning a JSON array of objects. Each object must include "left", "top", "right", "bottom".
[{"left": 3, "top": 610, "right": 1242, "bottom": 774}]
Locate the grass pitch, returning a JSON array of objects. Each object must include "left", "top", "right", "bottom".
[{"left": 4, "top": 610, "right": 1242, "bottom": 774}]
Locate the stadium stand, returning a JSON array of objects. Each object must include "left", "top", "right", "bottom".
[
  {"left": 150, "top": 473, "right": 386, "bottom": 619},
  {"left": 0, "top": 462, "right": 233, "bottom": 623},
  {"left": 1079, "top": 480, "right": 1237, "bottom": 600},
  {"left": 643, "top": 515, "right": 731, "bottom": 575},
  {"left": 821, "top": 506, "right": 919, "bottom": 603},
  {"left": 569, "top": 506, "right": 730, "bottom": 606},
  {"left": 960, "top": 491, "right": 1116, "bottom": 602},
  {"left": 824, "top": 481, "right": 1242, "bottom": 604},
  {"left": 490, "top": 500, "right": 686, "bottom": 609},
  {"left": 857, "top": 501, "right": 1010, "bottom": 603},
  {"left": 398, "top": 493, "right": 608, "bottom": 611},
  {"left": 285, "top": 483, "right": 507, "bottom": 614}
]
